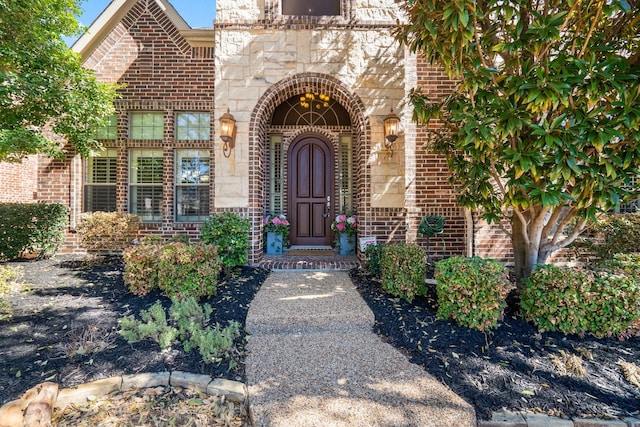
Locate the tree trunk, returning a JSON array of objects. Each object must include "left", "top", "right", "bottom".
[{"left": 511, "top": 216, "right": 527, "bottom": 289}]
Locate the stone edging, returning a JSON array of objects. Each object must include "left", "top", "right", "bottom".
[
  {"left": 480, "top": 410, "right": 640, "bottom": 427},
  {"left": 54, "top": 371, "right": 247, "bottom": 410}
]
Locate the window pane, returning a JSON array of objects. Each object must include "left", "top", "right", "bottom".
[
  {"left": 282, "top": 0, "right": 340, "bottom": 16},
  {"left": 130, "top": 149, "right": 163, "bottom": 184},
  {"left": 84, "top": 148, "right": 117, "bottom": 212},
  {"left": 130, "top": 186, "right": 163, "bottom": 222},
  {"left": 84, "top": 186, "right": 116, "bottom": 212},
  {"left": 129, "top": 149, "right": 163, "bottom": 222},
  {"left": 175, "top": 150, "right": 210, "bottom": 222},
  {"left": 176, "top": 186, "right": 210, "bottom": 222},
  {"left": 93, "top": 115, "right": 117, "bottom": 140},
  {"left": 176, "top": 150, "right": 210, "bottom": 184},
  {"left": 176, "top": 113, "right": 211, "bottom": 140},
  {"left": 131, "top": 112, "right": 164, "bottom": 140}
]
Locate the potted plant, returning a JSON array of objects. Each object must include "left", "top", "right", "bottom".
[
  {"left": 263, "top": 213, "right": 290, "bottom": 254},
  {"left": 331, "top": 214, "right": 358, "bottom": 255}
]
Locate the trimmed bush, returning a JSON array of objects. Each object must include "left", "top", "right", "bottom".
[
  {"left": 435, "top": 256, "right": 511, "bottom": 331},
  {"left": 364, "top": 243, "right": 384, "bottom": 278},
  {"left": 123, "top": 241, "right": 221, "bottom": 299},
  {"left": 521, "top": 265, "right": 640, "bottom": 338},
  {"left": 380, "top": 242, "right": 426, "bottom": 302},
  {"left": 77, "top": 212, "right": 140, "bottom": 254},
  {"left": 0, "top": 202, "right": 68, "bottom": 260},
  {"left": 200, "top": 212, "right": 251, "bottom": 271},
  {"left": 583, "top": 213, "right": 640, "bottom": 260},
  {"left": 122, "top": 241, "right": 163, "bottom": 296},
  {"left": 157, "top": 242, "right": 220, "bottom": 299},
  {"left": 599, "top": 253, "right": 640, "bottom": 282}
]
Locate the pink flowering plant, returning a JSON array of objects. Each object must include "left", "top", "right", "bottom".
[
  {"left": 263, "top": 213, "right": 290, "bottom": 235},
  {"left": 331, "top": 214, "right": 358, "bottom": 236}
]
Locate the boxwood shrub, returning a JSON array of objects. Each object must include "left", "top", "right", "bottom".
[
  {"left": 435, "top": 256, "right": 511, "bottom": 332},
  {"left": 521, "top": 265, "right": 640, "bottom": 339},
  {"left": 380, "top": 242, "right": 426, "bottom": 302},
  {"left": 200, "top": 212, "right": 250, "bottom": 271},
  {"left": 0, "top": 202, "right": 68, "bottom": 260}
]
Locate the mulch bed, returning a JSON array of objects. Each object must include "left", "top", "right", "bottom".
[
  {"left": 3, "top": 257, "right": 640, "bottom": 424},
  {"left": 350, "top": 269, "right": 640, "bottom": 421},
  {"left": 0, "top": 255, "right": 268, "bottom": 407}
]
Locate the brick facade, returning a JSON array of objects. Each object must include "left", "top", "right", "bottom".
[
  {"left": 0, "top": 156, "right": 39, "bottom": 203},
  {"left": 10, "top": 0, "right": 519, "bottom": 262}
]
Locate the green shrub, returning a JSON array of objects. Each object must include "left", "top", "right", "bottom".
[
  {"left": 380, "top": 242, "right": 426, "bottom": 302},
  {"left": 119, "top": 296, "right": 240, "bottom": 364},
  {"left": 364, "top": 243, "right": 384, "bottom": 278},
  {"left": 599, "top": 253, "right": 640, "bottom": 282},
  {"left": 119, "top": 300, "right": 179, "bottom": 349},
  {"left": 0, "top": 202, "right": 68, "bottom": 260},
  {"left": 521, "top": 265, "right": 640, "bottom": 338},
  {"left": 588, "top": 213, "right": 640, "bottom": 260},
  {"left": 435, "top": 256, "right": 511, "bottom": 331},
  {"left": 157, "top": 243, "right": 220, "bottom": 299},
  {"left": 123, "top": 241, "right": 162, "bottom": 296},
  {"left": 123, "top": 241, "right": 220, "bottom": 298},
  {"left": 77, "top": 212, "right": 140, "bottom": 254},
  {"left": 200, "top": 212, "right": 250, "bottom": 271}
]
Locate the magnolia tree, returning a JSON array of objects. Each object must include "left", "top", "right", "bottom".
[
  {"left": 396, "top": 0, "right": 640, "bottom": 280},
  {"left": 0, "top": 0, "right": 118, "bottom": 162}
]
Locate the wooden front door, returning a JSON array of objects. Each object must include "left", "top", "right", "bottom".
[{"left": 288, "top": 136, "right": 333, "bottom": 246}]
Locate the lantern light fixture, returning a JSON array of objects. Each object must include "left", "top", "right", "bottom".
[
  {"left": 383, "top": 109, "right": 401, "bottom": 158},
  {"left": 219, "top": 109, "right": 236, "bottom": 158}
]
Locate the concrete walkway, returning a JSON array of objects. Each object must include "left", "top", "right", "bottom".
[{"left": 245, "top": 271, "right": 476, "bottom": 427}]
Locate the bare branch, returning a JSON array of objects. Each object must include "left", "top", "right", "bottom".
[
  {"left": 578, "top": 1, "right": 603, "bottom": 59},
  {"left": 543, "top": 217, "right": 588, "bottom": 253}
]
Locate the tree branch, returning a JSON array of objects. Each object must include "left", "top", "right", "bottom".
[{"left": 578, "top": 1, "right": 603, "bottom": 59}]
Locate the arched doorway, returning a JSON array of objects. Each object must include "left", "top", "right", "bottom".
[{"left": 288, "top": 135, "right": 334, "bottom": 246}]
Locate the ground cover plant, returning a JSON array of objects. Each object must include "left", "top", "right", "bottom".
[
  {"left": 351, "top": 267, "right": 640, "bottom": 421},
  {"left": 0, "top": 255, "right": 268, "bottom": 410}
]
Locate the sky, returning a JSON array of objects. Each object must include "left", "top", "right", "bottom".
[{"left": 76, "top": 0, "right": 217, "bottom": 29}]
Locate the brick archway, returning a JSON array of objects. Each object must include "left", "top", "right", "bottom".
[{"left": 247, "top": 73, "right": 370, "bottom": 263}]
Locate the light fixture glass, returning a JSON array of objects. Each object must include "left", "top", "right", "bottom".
[
  {"left": 219, "top": 109, "right": 236, "bottom": 158},
  {"left": 383, "top": 110, "right": 401, "bottom": 159}
]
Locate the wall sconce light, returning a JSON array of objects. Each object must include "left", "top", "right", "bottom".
[
  {"left": 383, "top": 109, "right": 400, "bottom": 158},
  {"left": 219, "top": 109, "right": 236, "bottom": 158}
]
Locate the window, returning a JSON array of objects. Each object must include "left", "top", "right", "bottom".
[
  {"left": 614, "top": 176, "right": 639, "bottom": 213},
  {"left": 130, "top": 112, "right": 164, "bottom": 140},
  {"left": 338, "top": 134, "right": 353, "bottom": 214},
  {"left": 84, "top": 148, "right": 117, "bottom": 212},
  {"left": 175, "top": 150, "right": 210, "bottom": 222},
  {"left": 269, "top": 135, "right": 284, "bottom": 214},
  {"left": 282, "top": 0, "right": 340, "bottom": 16},
  {"left": 129, "top": 149, "right": 163, "bottom": 222},
  {"left": 93, "top": 115, "right": 117, "bottom": 140},
  {"left": 176, "top": 113, "right": 211, "bottom": 141}
]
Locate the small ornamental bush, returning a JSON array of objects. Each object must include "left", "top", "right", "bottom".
[
  {"left": 435, "top": 256, "right": 511, "bottom": 332},
  {"left": 380, "top": 242, "right": 426, "bottom": 302},
  {"left": 0, "top": 265, "right": 22, "bottom": 294},
  {"left": 599, "top": 253, "right": 640, "bottom": 282},
  {"left": 157, "top": 242, "right": 220, "bottom": 299},
  {"left": 200, "top": 212, "right": 251, "bottom": 271},
  {"left": 581, "top": 213, "right": 640, "bottom": 260},
  {"left": 119, "top": 296, "right": 240, "bottom": 364},
  {"left": 0, "top": 202, "right": 68, "bottom": 260},
  {"left": 77, "top": 212, "right": 140, "bottom": 254},
  {"left": 123, "top": 241, "right": 220, "bottom": 298},
  {"left": 122, "top": 241, "right": 163, "bottom": 296},
  {"left": 521, "top": 265, "right": 640, "bottom": 339},
  {"left": 364, "top": 243, "right": 384, "bottom": 278}
]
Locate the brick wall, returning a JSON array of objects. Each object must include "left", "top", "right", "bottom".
[
  {"left": 0, "top": 156, "right": 39, "bottom": 202},
  {"left": 37, "top": 0, "right": 216, "bottom": 252}
]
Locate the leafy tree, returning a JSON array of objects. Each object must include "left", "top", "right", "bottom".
[
  {"left": 0, "top": 0, "right": 118, "bottom": 162},
  {"left": 396, "top": 0, "right": 640, "bottom": 281}
]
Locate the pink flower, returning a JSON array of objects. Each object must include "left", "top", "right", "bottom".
[
  {"left": 263, "top": 217, "right": 269, "bottom": 224},
  {"left": 273, "top": 217, "right": 282, "bottom": 225},
  {"left": 337, "top": 214, "right": 347, "bottom": 223},
  {"left": 337, "top": 223, "right": 346, "bottom": 231}
]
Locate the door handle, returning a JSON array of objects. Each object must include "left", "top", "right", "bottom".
[{"left": 323, "top": 196, "right": 331, "bottom": 218}]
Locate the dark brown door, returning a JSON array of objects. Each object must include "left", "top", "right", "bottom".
[{"left": 288, "top": 136, "right": 333, "bottom": 246}]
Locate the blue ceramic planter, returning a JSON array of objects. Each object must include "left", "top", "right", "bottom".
[
  {"left": 266, "top": 232, "right": 283, "bottom": 254},
  {"left": 339, "top": 233, "right": 355, "bottom": 255}
]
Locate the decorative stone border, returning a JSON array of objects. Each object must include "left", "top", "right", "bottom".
[
  {"left": 480, "top": 410, "right": 640, "bottom": 427},
  {"left": 54, "top": 371, "right": 247, "bottom": 410}
]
